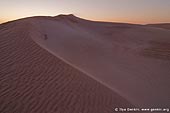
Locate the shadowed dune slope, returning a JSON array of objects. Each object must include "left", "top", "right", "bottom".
[{"left": 0, "top": 19, "right": 134, "bottom": 113}]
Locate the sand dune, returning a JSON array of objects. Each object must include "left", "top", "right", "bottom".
[
  {"left": 30, "top": 15, "right": 170, "bottom": 107},
  {"left": 0, "top": 17, "right": 134, "bottom": 113},
  {"left": 147, "top": 23, "right": 170, "bottom": 30},
  {"left": 0, "top": 14, "right": 170, "bottom": 113}
]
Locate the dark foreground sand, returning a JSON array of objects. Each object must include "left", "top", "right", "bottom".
[{"left": 0, "top": 19, "right": 134, "bottom": 113}]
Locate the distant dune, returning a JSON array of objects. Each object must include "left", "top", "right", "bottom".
[
  {"left": 147, "top": 23, "right": 170, "bottom": 30},
  {"left": 0, "top": 14, "right": 170, "bottom": 113}
]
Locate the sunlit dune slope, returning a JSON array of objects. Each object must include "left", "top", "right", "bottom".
[{"left": 29, "top": 14, "right": 170, "bottom": 107}]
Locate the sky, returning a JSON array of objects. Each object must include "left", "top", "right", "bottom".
[{"left": 0, "top": 0, "right": 170, "bottom": 24}]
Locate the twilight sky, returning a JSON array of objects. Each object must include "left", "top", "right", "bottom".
[{"left": 0, "top": 0, "right": 170, "bottom": 24}]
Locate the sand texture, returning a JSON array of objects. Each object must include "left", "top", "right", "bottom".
[
  {"left": 0, "top": 17, "right": 133, "bottom": 113},
  {"left": 0, "top": 15, "right": 170, "bottom": 112}
]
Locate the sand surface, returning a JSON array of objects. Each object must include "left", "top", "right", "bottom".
[
  {"left": 0, "top": 17, "right": 134, "bottom": 113},
  {"left": 0, "top": 15, "right": 170, "bottom": 112},
  {"left": 31, "top": 15, "right": 170, "bottom": 107}
]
